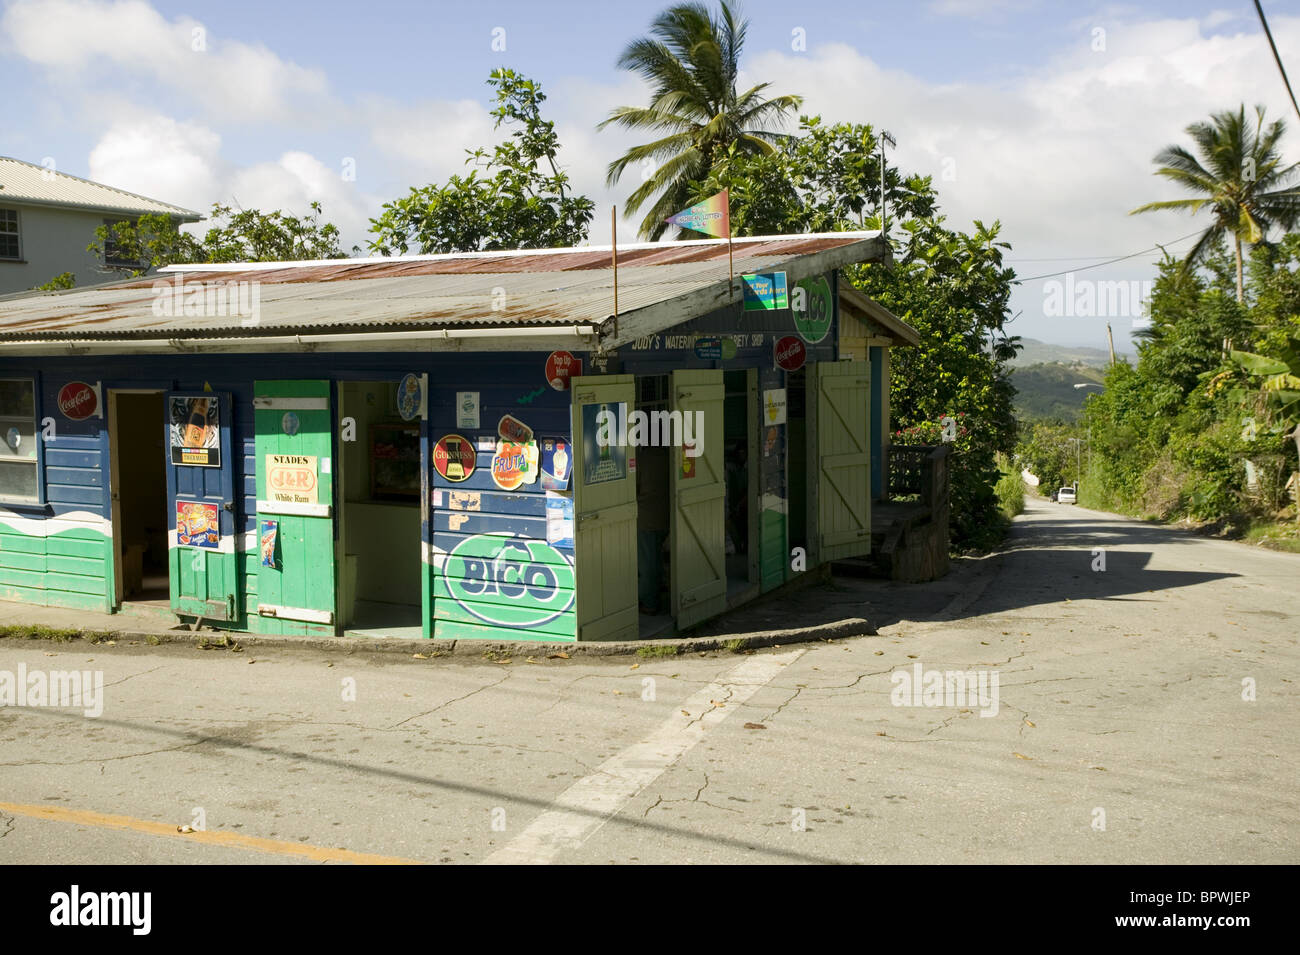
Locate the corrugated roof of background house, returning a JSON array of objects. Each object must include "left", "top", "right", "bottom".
[
  {"left": 0, "top": 233, "right": 890, "bottom": 346},
  {"left": 0, "top": 156, "right": 202, "bottom": 220}
]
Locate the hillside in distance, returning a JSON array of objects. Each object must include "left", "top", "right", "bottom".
[
  {"left": 1010, "top": 337, "right": 1129, "bottom": 368},
  {"left": 1010, "top": 362, "right": 1107, "bottom": 421}
]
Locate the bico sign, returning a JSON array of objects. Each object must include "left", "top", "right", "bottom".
[{"left": 441, "top": 533, "right": 575, "bottom": 628}]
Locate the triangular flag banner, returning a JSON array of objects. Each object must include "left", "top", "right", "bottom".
[{"left": 665, "top": 189, "right": 730, "bottom": 238}]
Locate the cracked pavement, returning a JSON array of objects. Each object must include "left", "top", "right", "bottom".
[{"left": 0, "top": 496, "right": 1297, "bottom": 864}]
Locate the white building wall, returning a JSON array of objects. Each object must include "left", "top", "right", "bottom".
[{"left": 0, "top": 203, "right": 131, "bottom": 295}]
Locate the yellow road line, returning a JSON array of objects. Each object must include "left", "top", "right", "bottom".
[{"left": 0, "top": 801, "right": 424, "bottom": 865}]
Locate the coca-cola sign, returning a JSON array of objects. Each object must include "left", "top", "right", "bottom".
[
  {"left": 57, "top": 381, "right": 99, "bottom": 420},
  {"left": 774, "top": 336, "right": 807, "bottom": 372}
]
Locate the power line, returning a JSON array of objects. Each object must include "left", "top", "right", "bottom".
[
  {"left": 1255, "top": 0, "right": 1300, "bottom": 124},
  {"left": 1012, "top": 229, "right": 1202, "bottom": 283}
]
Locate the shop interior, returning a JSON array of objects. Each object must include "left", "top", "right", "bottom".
[
  {"left": 111, "top": 391, "right": 170, "bottom": 608},
  {"left": 635, "top": 374, "right": 673, "bottom": 638},
  {"left": 723, "top": 369, "right": 756, "bottom": 602},
  {"left": 336, "top": 380, "right": 423, "bottom": 637}
]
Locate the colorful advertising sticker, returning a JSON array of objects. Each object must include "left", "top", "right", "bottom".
[
  {"left": 742, "top": 271, "right": 789, "bottom": 311},
  {"left": 266, "top": 454, "right": 318, "bottom": 504},
  {"left": 259, "top": 519, "right": 279, "bottom": 567},
  {"left": 169, "top": 396, "right": 220, "bottom": 467},
  {"left": 763, "top": 388, "right": 788, "bottom": 426},
  {"left": 545, "top": 351, "right": 582, "bottom": 391},
  {"left": 793, "top": 274, "right": 833, "bottom": 343},
  {"left": 433, "top": 434, "right": 477, "bottom": 483},
  {"left": 397, "top": 373, "right": 423, "bottom": 421},
  {"left": 581, "top": 402, "right": 626, "bottom": 485},
  {"left": 539, "top": 437, "right": 572, "bottom": 491},
  {"left": 491, "top": 441, "right": 538, "bottom": 490},
  {"left": 774, "top": 335, "right": 807, "bottom": 372},
  {"left": 498, "top": 414, "right": 534, "bottom": 444},
  {"left": 176, "top": 501, "right": 220, "bottom": 548},
  {"left": 457, "top": 392, "right": 480, "bottom": 430},
  {"left": 545, "top": 492, "right": 575, "bottom": 548}
]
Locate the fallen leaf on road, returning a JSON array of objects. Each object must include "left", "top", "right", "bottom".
[
  {"left": 876, "top": 731, "right": 887, "bottom": 736},
  {"left": 613, "top": 689, "right": 622, "bottom": 695},
  {"left": 681, "top": 710, "right": 690, "bottom": 717},
  {"left": 710, "top": 700, "right": 725, "bottom": 707},
  {"left": 743, "top": 722, "right": 766, "bottom": 730},
  {"left": 874, "top": 650, "right": 884, "bottom": 655},
  {"left": 248, "top": 659, "right": 255, "bottom": 665},
  {"left": 525, "top": 657, "right": 537, "bottom": 664},
  {"left": 906, "top": 654, "right": 918, "bottom": 659},
  {"left": 325, "top": 662, "right": 334, "bottom": 667},
  {"left": 1013, "top": 752, "right": 1032, "bottom": 760},
  {"left": 629, "top": 663, "right": 639, "bottom": 670},
  {"left": 1092, "top": 766, "right": 1108, "bottom": 771},
  {"left": 495, "top": 658, "right": 512, "bottom": 665},
  {"left": 547, "top": 652, "right": 570, "bottom": 659},
  {"left": 1024, "top": 719, "right": 1035, "bottom": 727},
  {"left": 413, "top": 653, "right": 429, "bottom": 659},
  {"left": 980, "top": 641, "right": 989, "bottom": 646},
  {"left": 177, "top": 825, "right": 195, "bottom": 834}
]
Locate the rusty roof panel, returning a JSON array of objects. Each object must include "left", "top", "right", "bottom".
[{"left": 0, "top": 233, "right": 885, "bottom": 341}]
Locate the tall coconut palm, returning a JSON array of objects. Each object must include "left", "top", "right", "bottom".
[
  {"left": 599, "top": 1, "right": 802, "bottom": 239},
  {"left": 1131, "top": 105, "right": 1300, "bottom": 304}
]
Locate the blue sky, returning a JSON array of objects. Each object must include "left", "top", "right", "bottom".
[{"left": 3, "top": 0, "right": 1300, "bottom": 348}]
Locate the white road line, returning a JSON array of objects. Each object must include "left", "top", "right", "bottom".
[{"left": 481, "top": 648, "right": 805, "bottom": 865}]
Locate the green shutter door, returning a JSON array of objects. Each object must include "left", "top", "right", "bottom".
[
  {"left": 671, "top": 368, "right": 726, "bottom": 629},
  {"left": 253, "top": 381, "right": 336, "bottom": 636},
  {"left": 166, "top": 391, "right": 239, "bottom": 624},
  {"left": 815, "top": 361, "right": 872, "bottom": 562},
  {"left": 571, "top": 375, "right": 638, "bottom": 641}
]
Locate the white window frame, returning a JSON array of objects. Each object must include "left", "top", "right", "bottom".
[{"left": 0, "top": 376, "right": 43, "bottom": 505}]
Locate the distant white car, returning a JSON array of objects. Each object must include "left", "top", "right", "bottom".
[{"left": 1057, "top": 486, "right": 1077, "bottom": 504}]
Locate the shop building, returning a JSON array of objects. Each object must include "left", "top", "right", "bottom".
[{"left": 0, "top": 232, "right": 919, "bottom": 641}]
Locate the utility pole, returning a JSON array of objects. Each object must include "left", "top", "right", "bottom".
[
  {"left": 879, "top": 130, "right": 896, "bottom": 239},
  {"left": 1106, "top": 323, "right": 1116, "bottom": 366}
]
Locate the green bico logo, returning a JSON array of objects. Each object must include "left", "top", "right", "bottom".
[
  {"left": 793, "top": 275, "right": 832, "bottom": 344},
  {"left": 443, "top": 533, "right": 575, "bottom": 626}
]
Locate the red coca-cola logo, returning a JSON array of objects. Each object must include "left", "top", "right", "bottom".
[
  {"left": 774, "top": 336, "right": 807, "bottom": 372},
  {"left": 57, "top": 382, "right": 98, "bottom": 420}
]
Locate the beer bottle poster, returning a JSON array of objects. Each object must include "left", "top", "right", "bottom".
[
  {"left": 169, "top": 396, "right": 220, "bottom": 467},
  {"left": 580, "top": 402, "right": 625, "bottom": 486}
]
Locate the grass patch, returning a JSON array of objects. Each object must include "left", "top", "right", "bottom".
[
  {"left": 995, "top": 464, "right": 1025, "bottom": 521},
  {"left": 1243, "top": 520, "right": 1300, "bottom": 553},
  {"left": 0, "top": 624, "right": 117, "bottom": 643},
  {"left": 636, "top": 644, "right": 680, "bottom": 658},
  {"left": 723, "top": 637, "right": 750, "bottom": 653}
]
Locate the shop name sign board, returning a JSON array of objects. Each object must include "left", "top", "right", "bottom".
[
  {"left": 266, "top": 454, "right": 318, "bottom": 504},
  {"left": 742, "top": 271, "right": 788, "bottom": 311},
  {"left": 443, "top": 534, "right": 576, "bottom": 627}
]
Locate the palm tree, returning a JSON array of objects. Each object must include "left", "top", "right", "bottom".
[
  {"left": 599, "top": 1, "right": 802, "bottom": 239},
  {"left": 1131, "top": 105, "right": 1300, "bottom": 304}
]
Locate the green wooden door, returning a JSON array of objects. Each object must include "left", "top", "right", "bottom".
[
  {"left": 166, "top": 391, "right": 239, "bottom": 623},
  {"left": 671, "top": 368, "right": 727, "bottom": 629},
  {"left": 571, "top": 375, "right": 638, "bottom": 641},
  {"left": 815, "top": 361, "right": 872, "bottom": 562},
  {"left": 253, "top": 380, "right": 336, "bottom": 635}
]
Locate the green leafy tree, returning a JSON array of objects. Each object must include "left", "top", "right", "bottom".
[
  {"left": 1130, "top": 105, "right": 1300, "bottom": 303},
  {"left": 32, "top": 271, "right": 75, "bottom": 291},
  {"left": 600, "top": 1, "right": 801, "bottom": 239},
  {"left": 369, "top": 69, "right": 593, "bottom": 254},
  {"left": 89, "top": 202, "right": 349, "bottom": 277}
]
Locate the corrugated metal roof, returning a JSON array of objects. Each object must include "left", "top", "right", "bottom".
[
  {"left": 0, "top": 156, "right": 202, "bottom": 219},
  {"left": 0, "top": 232, "right": 888, "bottom": 344}
]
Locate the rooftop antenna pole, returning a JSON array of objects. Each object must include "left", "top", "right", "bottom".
[{"left": 611, "top": 206, "right": 619, "bottom": 318}]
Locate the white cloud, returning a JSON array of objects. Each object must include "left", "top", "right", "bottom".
[{"left": 2, "top": 0, "right": 330, "bottom": 122}]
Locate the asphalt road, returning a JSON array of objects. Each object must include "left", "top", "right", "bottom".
[{"left": 1, "top": 496, "right": 1297, "bottom": 864}]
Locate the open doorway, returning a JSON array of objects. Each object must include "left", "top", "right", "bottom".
[
  {"left": 109, "top": 390, "right": 169, "bottom": 609},
  {"left": 336, "top": 380, "right": 423, "bottom": 637},
  {"left": 723, "top": 369, "right": 757, "bottom": 603},
  {"left": 635, "top": 374, "right": 672, "bottom": 638}
]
